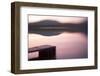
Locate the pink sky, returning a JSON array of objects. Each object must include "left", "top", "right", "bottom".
[{"left": 28, "top": 15, "right": 87, "bottom": 24}]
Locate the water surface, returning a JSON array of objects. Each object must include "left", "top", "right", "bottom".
[{"left": 28, "top": 31, "right": 88, "bottom": 59}]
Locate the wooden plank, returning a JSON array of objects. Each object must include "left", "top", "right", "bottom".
[{"left": 28, "top": 45, "right": 56, "bottom": 60}]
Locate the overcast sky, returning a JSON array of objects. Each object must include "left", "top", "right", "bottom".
[{"left": 28, "top": 15, "right": 87, "bottom": 24}]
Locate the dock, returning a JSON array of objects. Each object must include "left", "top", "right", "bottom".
[{"left": 28, "top": 45, "right": 56, "bottom": 60}]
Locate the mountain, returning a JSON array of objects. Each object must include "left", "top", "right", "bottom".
[{"left": 28, "top": 20, "right": 88, "bottom": 36}]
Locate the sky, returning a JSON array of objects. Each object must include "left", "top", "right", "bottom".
[{"left": 28, "top": 15, "right": 87, "bottom": 24}]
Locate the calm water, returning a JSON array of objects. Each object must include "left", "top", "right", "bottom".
[{"left": 28, "top": 31, "right": 88, "bottom": 59}]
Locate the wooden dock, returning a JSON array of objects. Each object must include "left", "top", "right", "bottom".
[{"left": 28, "top": 45, "right": 56, "bottom": 60}]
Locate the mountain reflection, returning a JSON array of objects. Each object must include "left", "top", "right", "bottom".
[{"left": 28, "top": 20, "right": 88, "bottom": 36}]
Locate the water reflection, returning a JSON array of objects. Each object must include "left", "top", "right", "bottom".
[{"left": 29, "top": 31, "right": 88, "bottom": 59}]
